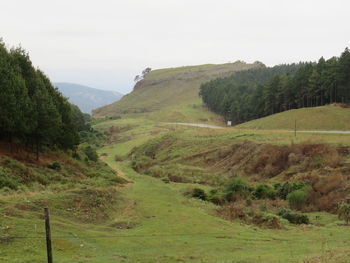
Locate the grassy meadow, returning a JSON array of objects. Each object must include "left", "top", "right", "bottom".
[
  {"left": 236, "top": 104, "right": 350, "bottom": 131},
  {"left": 1, "top": 114, "right": 350, "bottom": 262}
]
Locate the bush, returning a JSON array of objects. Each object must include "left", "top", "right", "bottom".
[
  {"left": 287, "top": 189, "right": 308, "bottom": 210},
  {"left": 72, "top": 152, "right": 81, "bottom": 160},
  {"left": 48, "top": 162, "right": 61, "bottom": 171},
  {"left": 276, "top": 181, "right": 306, "bottom": 200},
  {"left": 83, "top": 146, "right": 99, "bottom": 162},
  {"left": 277, "top": 208, "right": 309, "bottom": 224},
  {"left": 225, "top": 177, "right": 251, "bottom": 201},
  {"left": 260, "top": 213, "right": 283, "bottom": 229},
  {"left": 0, "top": 168, "right": 20, "bottom": 190},
  {"left": 208, "top": 189, "right": 225, "bottom": 205},
  {"left": 253, "top": 184, "right": 277, "bottom": 200},
  {"left": 338, "top": 202, "right": 350, "bottom": 225},
  {"left": 191, "top": 188, "right": 207, "bottom": 201}
]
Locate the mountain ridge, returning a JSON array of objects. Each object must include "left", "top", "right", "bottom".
[{"left": 54, "top": 82, "right": 123, "bottom": 113}]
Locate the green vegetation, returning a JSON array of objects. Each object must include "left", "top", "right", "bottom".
[
  {"left": 236, "top": 104, "right": 350, "bottom": 130},
  {"left": 287, "top": 189, "right": 308, "bottom": 210},
  {"left": 93, "top": 61, "right": 260, "bottom": 123},
  {"left": 2, "top": 115, "right": 350, "bottom": 262},
  {"left": 200, "top": 48, "right": 350, "bottom": 125},
  {"left": 3, "top": 38, "right": 350, "bottom": 262},
  {"left": 338, "top": 202, "right": 350, "bottom": 225},
  {"left": 0, "top": 40, "right": 91, "bottom": 159}
]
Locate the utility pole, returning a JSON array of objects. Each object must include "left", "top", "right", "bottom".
[
  {"left": 294, "top": 119, "right": 297, "bottom": 137},
  {"left": 44, "top": 208, "right": 53, "bottom": 263}
]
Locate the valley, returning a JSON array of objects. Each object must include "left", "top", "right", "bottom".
[{"left": 1, "top": 42, "right": 350, "bottom": 263}]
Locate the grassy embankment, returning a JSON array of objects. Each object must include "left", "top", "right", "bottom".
[
  {"left": 0, "top": 145, "right": 129, "bottom": 263},
  {"left": 236, "top": 104, "right": 350, "bottom": 131}
]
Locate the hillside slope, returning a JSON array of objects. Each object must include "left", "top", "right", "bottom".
[
  {"left": 55, "top": 82, "right": 123, "bottom": 113},
  {"left": 93, "top": 62, "right": 261, "bottom": 123},
  {"left": 236, "top": 104, "right": 350, "bottom": 131}
]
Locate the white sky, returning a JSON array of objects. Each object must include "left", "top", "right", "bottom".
[{"left": 1, "top": 0, "right": 349, "bottom": 93}]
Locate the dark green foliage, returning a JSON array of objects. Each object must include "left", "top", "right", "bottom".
[
  {"left": 48, "top": 162, "right": 61, "bottom": 171},
  {"left": 253, "top": 184, "right": 277, "bottom": 200},
  {"left": 275, "top": 181, "right": 306, "bottom": 200},
  {"left": 0, "top": 168, "right": 20, "bottom": 190},
  {"left": 191, "top": 188, "right": 207, "bottom": 201},
  {"left": 200, "top": 48, "right": 350, "bottom": 124},
  {"left": 338, "top": 202, "right": 350, "bottom": 224},
  {"left": 83, "top": 146, "right": 99, "bottom": 162},
  {"left": 72, "top": 152, "right": 81, "bottom": 160},
  {"left": 287, "top": 189, "right": 308, "bottom": 210},
  {"left": 225, "top": 177, "right": 252, "bottom": 201},
  {"left": 108, "top": 115, "right": 121, "bottom": 120},
  {"left": 277, "top": 208, "right": 309, "bottom": 224},
  {"left": 0, "top": 40, "right": 84, "bottom": 157}
]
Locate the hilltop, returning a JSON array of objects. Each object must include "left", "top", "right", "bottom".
[
  {"left": 55, "top": 82, "right": 123, "bottom": 113},
  {"left": 93, "top": 62, "right": 261, "bottom": 123},
  {"left": 236, "top": 104, "right": 350, "bottom": 131}
]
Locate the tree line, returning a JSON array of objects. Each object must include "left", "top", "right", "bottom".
[
  {"left": 0, "top": 40, "right": 88, "bottom": 159},
  {"left": 200, "top": 48, "right": 350, "bottom": 124}
]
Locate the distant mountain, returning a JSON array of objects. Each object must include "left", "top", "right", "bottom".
[{"left": 54, "top": 82, "right": 123, "bottom": 113}]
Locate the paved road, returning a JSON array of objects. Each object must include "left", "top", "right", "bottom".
[{"left": 165, "top": 122, "right": 350, "bottom": 134}]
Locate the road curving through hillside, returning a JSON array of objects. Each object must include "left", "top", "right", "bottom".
[{"left": 165, "top": 122, "right": 350, "bottom": 134}]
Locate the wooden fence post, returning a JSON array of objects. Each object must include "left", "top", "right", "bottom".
[{"left": 44, "top": 208, "right": 53, "bottom": 263}]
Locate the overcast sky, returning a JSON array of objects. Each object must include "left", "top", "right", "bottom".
[{"left": 1, "top": 0, "right": 349, "bottom": 93}]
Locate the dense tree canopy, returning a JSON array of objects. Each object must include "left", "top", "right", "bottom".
[
  {"left": 200, "top": 49, "right": 350, "bottom": 124},
  {"left": 0, "top": 40, "right": 87, "bottom": 158}
]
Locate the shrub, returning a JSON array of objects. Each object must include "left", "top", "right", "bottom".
[
  {"left": 83, "top": 146, "right": 99, "bottom": 162},
  {"left": 287, "top": 189, "right": 308, "bottom": 210},
  {"left": 253, "top": 184, "right": 277, "bottom": 200},
  {"left": 225, "top": 177, "right": 251, "bottom": 201},
  {"left": 276, "top": 181, "right": 306, "bottom": 199},
  {"left": 208, "top": 189, "right": 225, "bottom": 205},
  {"left": 0, "top": 168, "right": 20, "bottom": 190},
  {"left": 72, "top": 152, "right": 81, "bottom": 160},
  {"left": 260, "top": 213, "right": 283, "bottom": 229},
  {"left": 161, "top": 177, "right": 170, "bottom": 183},
  {"left": 48, "top": 162, "right": 61, "bottom": 171},
  {"left": 191, "top": 188, "right": 207, "bottom": 201},
  {"left": 338, "top": 202, "right": 350, "bottom": 225},
  {"left": 277, "top": 208, "right": 309, "bottom": 224}
]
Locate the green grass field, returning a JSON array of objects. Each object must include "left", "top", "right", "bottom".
[
  {"left": 2, "top": 117, "right": 350, "bottom": 262},
  {"left": 236, "top": 104, "right": 350, "bottom": 131}
]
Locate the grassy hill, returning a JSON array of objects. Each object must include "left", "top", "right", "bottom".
[
  {"left": 93, "top": 62, "right": 261, "bottom": 123},
  {"left": 236, "top": 104, "right": 350, "bottom": 131}
]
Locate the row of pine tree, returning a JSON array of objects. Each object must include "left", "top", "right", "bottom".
[
  {"left": 0, "top": 40, "right": 85, "bottom": 159},
  {"left": 200, "top": 48, "right": 350, "bottom": 124}
]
